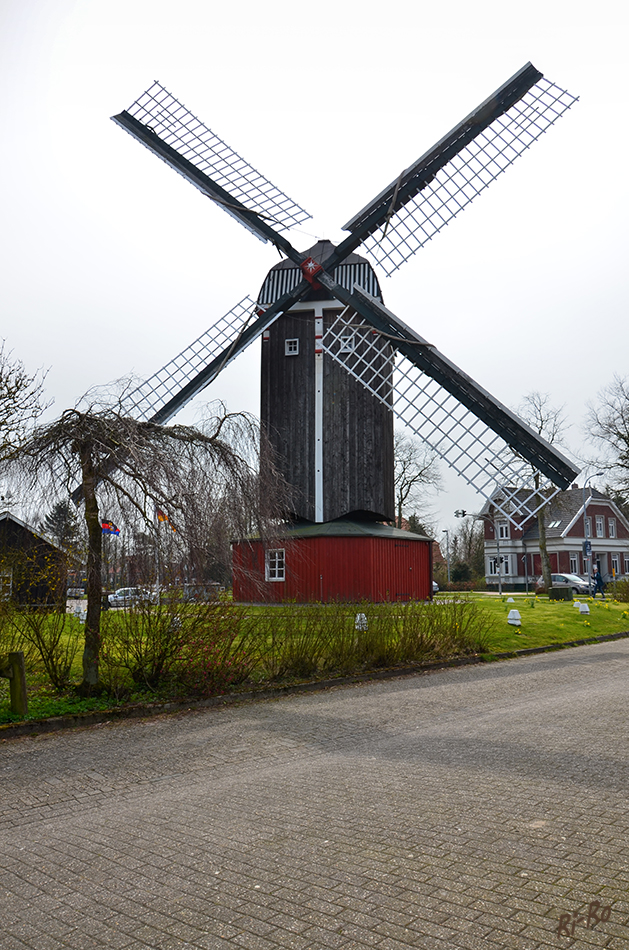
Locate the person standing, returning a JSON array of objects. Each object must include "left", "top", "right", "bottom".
[{"left": 592, "top": 565, "right": 606, "bottom": 599}]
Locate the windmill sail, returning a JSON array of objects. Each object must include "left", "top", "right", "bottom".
[
  {"left": 321, "top": 287, "right": 579, "bottom": 525},
  {"left": 113, "top": 82, "right": 311, "bottom": 243},
  {"left": 340, "top": 64, "right": 578, "bottom": 275}
]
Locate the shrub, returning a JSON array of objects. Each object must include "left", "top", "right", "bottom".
[
  {"left": 11, "top": 607, "right": 81, "bottom": 690},
  {"left": 100, "top": 600, "right": 258, "bottom": 695},
  {"left": 177, "top": 604, "right": 256, "bottom": 696},
  {"left": 613, "top": 579, "right": 629, "bottom": 603}
]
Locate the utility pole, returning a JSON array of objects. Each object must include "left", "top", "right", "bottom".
[{"left": 442, "top": 529, "right": 451, "bottom": 584}]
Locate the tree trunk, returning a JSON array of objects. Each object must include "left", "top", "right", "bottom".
[
  {"left": 535, "top": 478, "right": 552, "bottom": 591},
  {"left": 78, "top": 441, "right": 102, "bottom": 692},
  {"left": 538, "top": 508, "right": 552, "bottom": 590}
]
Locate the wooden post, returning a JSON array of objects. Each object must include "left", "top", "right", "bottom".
[{"left": 0, "top": 651, "right": 28, "bottom": 717}]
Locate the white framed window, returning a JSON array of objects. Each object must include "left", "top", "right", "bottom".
[
  {"left": 608, "top": 518, "right": 617, "bottom": 539},
  {"left": 0, "top": 570, "right": 12, "bottom": 600},
  {"left": 585, "top": 517, "right": 592, "bottom": 538},
  {"left": 488, "top": 556, "right": 510, "bottom": 576},
  {"left": 547, "top": 519, "right": 561, "bottom": 528},
  {"left": 611, "top": 555, "right": 619, "bottom": 575},
  {"left": 596, "top": 515, "right": 605, "bottom": 538},
  {"left": 265, "top": 548, "right": 285, "bottom": 582},
  {"left": 570, "top": 554, "right": 578, "bottom": 574},
  {"left": 624, "top": 556, "right": 629, "bottom": 575},
  {"left": 339, "top": 334, "right": 355, "bottom": 354},
  {"left": 497, "top": 522, "right": 510, "bottom": 540},
  {"left": 285, "top": 339, "right": 299, "bottom": 356}
]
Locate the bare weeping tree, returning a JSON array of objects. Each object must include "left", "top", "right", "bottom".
[
  {"left": 516, "top": 392, "right": 568, "bottom": 591},
  {"left": 5, "top": 397, "right": 265, "bottom": 693},
  {"left": 394, "top": 430, "right": 442, "bottom": 530}
]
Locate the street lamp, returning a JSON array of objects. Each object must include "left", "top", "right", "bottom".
[
  {"left": 455, "top": 509, "right": 502, "bottom": 595},
  {"left": 442, "top": 529, "right": 451, "bottom": 584},
  {"left": 583, "top": 472, "right": 603, "bottom": 595}
]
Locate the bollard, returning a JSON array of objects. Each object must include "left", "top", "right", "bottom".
[{"left": 0, "top": 651, "right": 28, "bottom": 717}]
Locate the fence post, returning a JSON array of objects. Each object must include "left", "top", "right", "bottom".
[{"left": 0, "top": 651, "right": 28, "bottom": 717}]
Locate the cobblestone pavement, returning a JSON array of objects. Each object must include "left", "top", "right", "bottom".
[{"left": 2, "top": 640, "right": 629, "bottom": 950}]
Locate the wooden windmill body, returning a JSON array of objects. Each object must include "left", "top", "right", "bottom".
[{"left": 259, "top": 241, "right": 394, "bottom": 525}]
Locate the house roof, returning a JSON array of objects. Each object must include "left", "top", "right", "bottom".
[
  {"left": 0, "top": 510, "right": 65, "bottom": 552},
  {"left": 482, "top": 488, "right": 629, "bottom": 542}
]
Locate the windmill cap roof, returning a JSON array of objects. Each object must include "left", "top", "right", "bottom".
[
  {"left": 258, "top": 240, "right": 382, "bottom": 305},
  {"left": 267, "top": 240, "right": 371, "bottom": 272}
]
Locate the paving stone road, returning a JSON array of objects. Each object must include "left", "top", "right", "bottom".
[{"left": 1, "top": 640, "right": 629, "bottom": 950}]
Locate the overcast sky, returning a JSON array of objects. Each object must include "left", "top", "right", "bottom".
[{"left": 1, "top": 0, "right": 627, "bottom": 531}]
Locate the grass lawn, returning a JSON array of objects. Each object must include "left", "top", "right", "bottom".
[
  {"left": 443, "top": 592, "right": 629, "bottom": 653},
  {"left": 2, "top": 594, "right": 629, "bottom": 725}
]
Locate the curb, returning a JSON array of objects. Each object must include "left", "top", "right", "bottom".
[{"left": 2, "top": 630, "right": 629, "bottom": 740}]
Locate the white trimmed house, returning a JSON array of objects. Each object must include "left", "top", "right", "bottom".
[{"left": 481, "top": 486, "right": 629, "bottom": 591}]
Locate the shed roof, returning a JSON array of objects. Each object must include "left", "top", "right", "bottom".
[{"left": 237, "top": 518, "right": 432, "bottom": 543}]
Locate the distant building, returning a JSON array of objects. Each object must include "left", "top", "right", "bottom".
[
  {"left": 0, "top": 511, "right": 67, "bottom": 606},
  {"left": 481, "top": 486, "right": 629, "bottom": 590}
]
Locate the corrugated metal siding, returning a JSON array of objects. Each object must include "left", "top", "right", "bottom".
[
  {"left": 258, "top": 262, "right": 382, "bottom": 306},
  {"left": 232, "top": 536, "right": 431, "bottom": 603}
]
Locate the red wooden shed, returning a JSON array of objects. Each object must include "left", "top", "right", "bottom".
[{"left": 232, "top": 519, "right": 433, "bottom": 603}]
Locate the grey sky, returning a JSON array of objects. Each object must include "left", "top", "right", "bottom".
[{"left": 1, "top": 0, "right": 627, "bottom": 529}]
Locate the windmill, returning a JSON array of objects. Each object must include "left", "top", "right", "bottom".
[{"left": 112, "top": 63, "right": 580, "bottom": 601}]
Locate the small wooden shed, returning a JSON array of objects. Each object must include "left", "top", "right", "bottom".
[
  {"left": 0, "top": 511, "right": 67, "bottom": 607},
  {"left": 232, "top": 518, "right": 433, "bottom": 603}
]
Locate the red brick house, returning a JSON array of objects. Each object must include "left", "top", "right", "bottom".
[{"left": 481, "top": 486, "right": 629, "bottom": 591}]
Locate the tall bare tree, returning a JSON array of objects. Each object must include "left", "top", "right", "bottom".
[
  {"left": 394, "top": 431, "right": 441, "bottom": 530},
  {"left": 587, "top": 375, "right": 629, "bottom": 494},
  {"left": 516, "top": 392, "right": 568, "bottom": 590},
  {"left": 0, "top": 342, "right": 47, "bottom": 457},
  {"left": 4, "top": 397, "right": 262, "bottom": 692}
]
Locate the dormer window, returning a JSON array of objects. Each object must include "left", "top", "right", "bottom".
[{"left": 285, "top": 339, "right": 299, "bottom": 356}]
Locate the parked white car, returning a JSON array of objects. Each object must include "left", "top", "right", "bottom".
[
  {"left": 108, "top": 587, "right": 153, "bottom": 607},
  {"left": 536, "top": 573, "right": 590, "bottom": 595}
]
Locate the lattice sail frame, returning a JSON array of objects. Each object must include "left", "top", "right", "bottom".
[
  {"left": 322, "top": 310, "right": 563, "bottom": 525},
  {"left": 121, "top": 297, "right": 258, "bottom": 422},
  {"left": 122, "top": 82, "right": 311, "bottom": 232},
  {"left": 358, "top": 77, "right": 577, "bottom": 275}
]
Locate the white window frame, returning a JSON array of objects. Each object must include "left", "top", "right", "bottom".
[
  {"left": 265, "top": 548, "right": 285, "bottom": 582},
  {"left": 339, "top": 334, "right": 355, "bottom": 354},
  {"left": 0, "top": 570, "right": 12, "bottom": 600},
  {"left": 611, "top": 555, "right": 619, "bottom": 575},
  {"left": 608, "top": 518, "right": 617, "bottom": 539},
  {"left": 585, "top": 516, "right": 592, "bottom": 538},
  {"left": 497, "top": 522, "right": 510, "bottom": 540},
  {"left": 569, "top": 554, "right": 578, "bottom": 574},
  {"left": 624, "top": 555, "right": 629, "bottom": 575},
  {"left": 488, "top": 555, "right": 510, "bottom": 576},
  {"left": 596, "top": 515, "right": 605, "bottom": 538},
  {"left": 285, "top": 338, "right": 299, "bottom": 356}
]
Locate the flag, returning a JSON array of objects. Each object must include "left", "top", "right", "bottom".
[
  {"left": 101, "top": 521, "right": 120, "bottom": 536},
  {"left": 156, "top": 508, "right": 176, "bottom": 532}
]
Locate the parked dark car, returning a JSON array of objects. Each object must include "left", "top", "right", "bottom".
[{"left": 536, "top": 573, "right": 590, "bottom": 594}]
